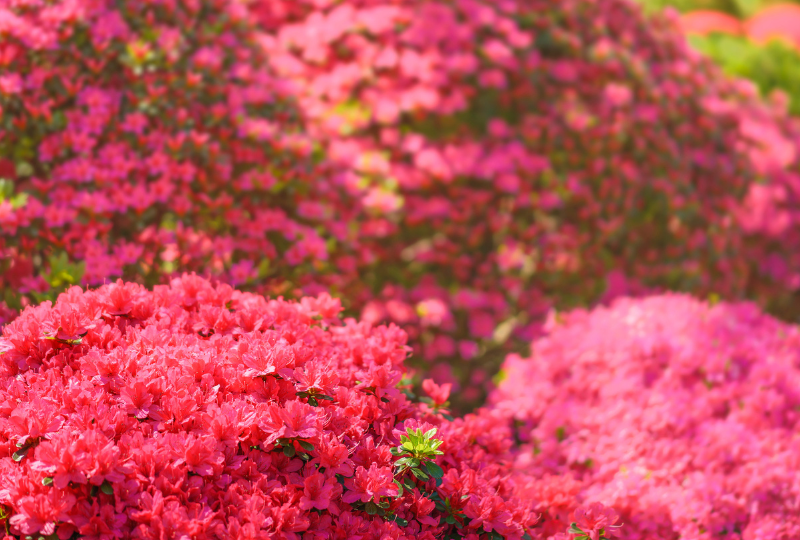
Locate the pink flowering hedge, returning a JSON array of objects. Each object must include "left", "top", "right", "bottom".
[
  {"left": 0, "top": 275, "right": 565, "bottom": 540},
  {"left": 0, "top": 0, "right": 359, "bottom": 317},
  {"left": 253, "top": 0, "right": 800, "bottom": 399},
  {"left": 491, "top": 294, "right": 800, "bottom": 539}
]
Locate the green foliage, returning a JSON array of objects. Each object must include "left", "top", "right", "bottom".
[
  {"left": 635, "top": 0, "right": 785, "bottom": 17},
  {"left": 689, "top": 33, "right": 800, "bottom": 116},
  {"left": 0, "top": 179, "right": 28, "bottom": 209},
  {"left": 391, "top": 427, "right": 445, "bottom": 492},
  {"left": 638, "top": 0, "right": 740, "bottom": 16},
  {"left": 41, "top": 253, "right": 86, "bottom": 295}
]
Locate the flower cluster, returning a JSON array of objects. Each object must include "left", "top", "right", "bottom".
[
  {"left": 251, "top": 0, "right": 800, "bottom": 402},
  {"left": 0, "top": 0, "right": 359, "bottom": 320},
  {"left": 0, "top": 275, "right": 543, "bottom": 539},
  {"left": 491, "top": 294, "right": 800, "bottom": 539}
]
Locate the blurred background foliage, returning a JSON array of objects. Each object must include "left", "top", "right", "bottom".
[
  {"left": 638, "top": 0, "right": 800, "bottom": 115},
  {"left": 640, "top": 0, "right": 791, "bottom": 18}
]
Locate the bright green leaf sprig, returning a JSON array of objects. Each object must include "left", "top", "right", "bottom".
[
  {"left": 568, "top": 522, "right": 621, "bottom": 540},
  {"left": 391, "top": 427, "right": 444, "bottom": 495}
]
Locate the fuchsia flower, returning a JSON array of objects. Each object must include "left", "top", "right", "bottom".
[
  {"left": 464, "top": 494, "right": 517, "bottom": 537},
  {"left": 341, "top": 463, "right": 398, "bottom": 503},
  {"left": 573, "top": 503, "right": 622, "bottom": 540},
  {"left": 293, "top": 360, "right": 339, "bottom": 396},
  {"left": 30, "top": 432, "right": 90, "bottom": 489},
  {"left": 312, "top": 433, "right": 354, "bottom": 476},
  {"left": 259, "top": 400, "right": 322, "bottom": 445},
  {"left": 422, "top": 378, "right": 451, "bottom": 406},
  {"left": 9, "top": 490, "right": 76, "bottom": 536},
  {"left": 119, "top": 381, "right": 157, "bottom": 420},
  {"left": 299, "top": 473, "right": 338, "bottom": 511},
  {"left": 239, "top": 337, "right": 296, "bottom": 378}
]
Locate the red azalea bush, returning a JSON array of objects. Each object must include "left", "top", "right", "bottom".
[
  {"left": 0, "top": 275, "right": 558, "bottom": 540},
  {"left": 490, "top": 294, "right": 800, "bottom": 539},
  {"left": 0, "top": 0, "right": 363, "bottom": 321},
  {"left": 251, "top": 0, "right": 800, "bottom": 401}
]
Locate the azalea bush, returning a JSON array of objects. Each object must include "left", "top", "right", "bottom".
[
  {"left": 491, "top": 294, "right": 800, "bottom": 539},
  {"left": 0, "top": 0, "right": 362, "bottom": 321},
  {"left": 7, "top": 0, "right": 800, "bottom": 413},
  {"left": 251, "top": 0, "right": 800, "bottom": 402},
  {"left": 0, "top": 275, "right": 577, "bottom": 539}
]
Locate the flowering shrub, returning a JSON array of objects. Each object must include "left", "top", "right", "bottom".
[
  {"left": 8, "top": 0, "right": 800, "bottom": 411},
  {"left": 0, "top": 0, "right": 361, "bottom": 321},
  {"left": 252, "top": 0, "right": 784, "bottom": 402},
  {"left": 0, "top": 275, "right": 548, "bottom": 539},
  {"left": 491, "top": 294, "right": 800, "bottom": 539}
]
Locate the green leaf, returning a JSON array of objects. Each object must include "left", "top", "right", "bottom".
[
  {"left": 410, "top": 467, "right": 429, "bottom": 480},
  {"left": 12, "top": 445, "right": 30, "bottom": 462},
  {"left": 42, "top": 477, "right": 53, "bottom": 486},
  {"left": 100, "top": 481, "right": 114, "bottom": 495},
  {"left": 424, "top": 461, "right": 444, "bottom": 479},
  {"left": 365, "top": 501, "right": 378, "bottom": 515},
  {"left": 298, "top": 440, "right": 315, "bottom": 452},
  {"left": 393, "top": 479, "right": 404, "bottom": 498},
  {"left": 283, "top": 445, "right": 296, "bottom": 458},
  {"left": 423, "top": 428, "right": 438, "bottom": 440},
  {"left": 568, "top": 523, "right": 585, "bottom": 534},
  {"left": 390, "top": 447, "right": 404, "bottom": 456},
  {"left": 445, "top": 515, "right": 456, "bottom": 524}
]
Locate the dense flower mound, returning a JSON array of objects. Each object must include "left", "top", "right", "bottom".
[
  {"left": 726, "top": 86, "right": 800, "bottom": 321},
  {"left": 251, "top": 0, "right": 800, "bottom": 400},
  {"left": 0, "top": 0, "right": 362, "bottom": 322},
  {"left": 491, "top": 294, "right": 800, "bottom": 539},
  {"left": 0, "top": 275, "right": 550, "bottom": 539}
]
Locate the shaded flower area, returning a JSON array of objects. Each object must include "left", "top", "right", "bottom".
[
  {"left": 491, "top": 294, "right": 800, "bottom": 539},
  {"left": 0, "top": 275, "right": 556, "bottom": 539},
  {"left": 253, "top": 0, "right": 800, "bottom": 404}
]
